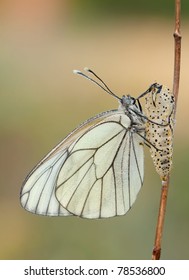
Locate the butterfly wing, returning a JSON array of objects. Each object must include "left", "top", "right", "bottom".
[
  {"left": 20, "top": 110, "right": 144, "bottom": 218},
  {"left": 20, "top": 110, "right": 117, "bottom": 216},
  {"left": 56, "top": 113, "right": 144, "bottom": 218}
]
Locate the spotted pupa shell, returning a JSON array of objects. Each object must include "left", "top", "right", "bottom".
[{"left": 144, "top": 83, "right": 175, "bottom": 180}]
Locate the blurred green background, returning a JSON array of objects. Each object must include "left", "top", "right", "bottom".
[{"left": 0, "top": 0, "right": 189, "bottom": 260}]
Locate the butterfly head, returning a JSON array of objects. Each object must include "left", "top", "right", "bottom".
[
  {"left": 121, "top": 95, "right": 136, "bottom": 107},
  {"left": 119, "top": 95, "right": 145, "bottom": 126}
]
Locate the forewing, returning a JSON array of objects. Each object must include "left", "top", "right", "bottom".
[
  {"left": 56, "top": 114, "right": 144, "bottom": 219},
  {"left": 20, "top": 110, "right": 121, "bottom": 216}
]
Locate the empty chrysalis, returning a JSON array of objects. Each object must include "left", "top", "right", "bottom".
[{"left": 138, "top": 83, "right": 175, "bottom": 180}]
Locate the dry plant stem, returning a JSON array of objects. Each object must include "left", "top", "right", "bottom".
[
  {"left": 152, "top": 0, "right": 181, "bottom": 260},
  {"left": 152, "top": 177, "right": 169, "bottom": 260},
  {"left": 173, "top": 0, "right": 181, "bottom": 107}
]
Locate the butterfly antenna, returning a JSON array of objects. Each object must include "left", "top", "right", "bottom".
[{"left": 73, "top": 68, "right": 121, "bottom": 101}]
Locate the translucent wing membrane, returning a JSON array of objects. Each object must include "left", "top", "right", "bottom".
[
  {"left": 20, "top": 110, "right": 119, "bottom": 216},
  {"left": 21, "top": 148, "right": 71, "bottom": 216}
]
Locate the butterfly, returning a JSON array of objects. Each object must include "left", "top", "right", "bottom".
[{"left": 20, "top": 68, "right": 147, "bottom": 219}]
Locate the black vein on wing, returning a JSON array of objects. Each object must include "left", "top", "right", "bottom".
[
  {"left": 66, "top": 159, "right": 94, "bottom": 209},
  {"left": 68, "top": 120, "right": 128, "bottom": 153},
  {"left": 130, "top": 133, "right": 143, "bottom": 186},
  {"left": 61, "top": 134, "right": 126, "bottom": 215},
  {"left": 120, "top": 130, "right": 129, "bottom": 213},
  {"left": 128, "top": 131, "right": 132, "bottom": 210},
  {"left": 57, "top": 121, "right": 129, "bottom": 217},
  {"left": 80, "top": 128, "right": 129, "bottom": 218},
  {"left": 57, "top": 122, "right": 126, "bottom": 187},
  {"left": 80, "top": 178, "right": 103, "bottom": 217},
  {"left": 35, "top": 166, "right": 54, "bottom": 214},
  {"left": 21, "top": 149, "right": 68, "bottom": 215},
  {"left": 86, "top": 128, "right": 129, "bottom": 218}
]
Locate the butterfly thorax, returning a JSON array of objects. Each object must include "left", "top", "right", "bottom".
[{"left": 119, "top": 95, "right": 146, "bottom": 130}]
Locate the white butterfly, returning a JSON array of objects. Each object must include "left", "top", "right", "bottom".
[{"left": 20, "top": 68, "right": 146, "bottom": 219}]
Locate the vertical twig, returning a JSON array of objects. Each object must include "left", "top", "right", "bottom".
[
  {"left": 152, "top": 0, "right": 181, "bottom": 260},
  {"left": 152, "top": 178, "right": 170, "bottom": 260},
  {"left": 173, "top": 0, "right": 181, "bottom": 107}
]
